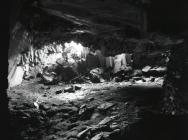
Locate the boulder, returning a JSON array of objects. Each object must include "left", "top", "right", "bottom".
[{"left": 89, "top": 68, "right": 104, "bottom": 83}]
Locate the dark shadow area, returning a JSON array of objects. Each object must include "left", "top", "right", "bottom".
[
  {"left": 107, "top": 85, "right": 188, "bottom": 140},
  {"left": 114, "top": 85, "right": 163, "bottom": 108},
  {"left": 122, "top": 113, "right": 188, "bottom": 140},
  {"left": 148, "top": 0, "right": 188, "bottom": 34}
]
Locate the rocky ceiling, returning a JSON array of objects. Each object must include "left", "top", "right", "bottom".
[
  {"left": 10, "top": 0, "right": 150, "bottom": 34},
  {"left": 39, "top": 0, "right": 146, "bottom": 27}
]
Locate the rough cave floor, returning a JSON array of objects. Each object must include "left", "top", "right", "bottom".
[{"left": 7, "top": 80, "right": 188, "bottom": 140}]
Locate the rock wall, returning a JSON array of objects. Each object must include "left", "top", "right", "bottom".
[
  {"left": 162, "top": 39, "right": 188, "bottom": 115},
  {"left": 8, "top": 22, "right": 33, "bottom": 88}
]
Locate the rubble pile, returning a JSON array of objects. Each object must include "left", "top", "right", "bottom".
[
  {"left": 10, "top": 33, "right": 180, "bottom": 87},
  {"left": 9, "top": 4, "right": 184, "bottom": 89}
]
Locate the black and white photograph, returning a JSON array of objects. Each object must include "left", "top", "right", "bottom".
[{"left": 6, "top": 0, "right": 188, "bottom": 140}]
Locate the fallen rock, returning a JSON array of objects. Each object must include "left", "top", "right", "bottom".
[
  {"left": 66, "top": 130, "right": 79, "bottom": 139},
  {"left": 55, "top": 90, "right": 63, "bottom": 94},
  {"left": 110, "top": 129, "right": 121, "bottom": 137},
  {"left": 78, "top": 104, "right": 87, "bottom": 115},
  {"left": 102, "top": 132, "right": 111, "bottom": 139},
  {"left": 90, "top": 112, "right": 101, "bottom": 120},
  {"left": 88, "top": 97, "right": 95, "bottom": 102},
  {"left": 41, "top": 74, "right": 56, "bottom": 84},
  {"left": 98, "top": 117, "right": 112, "bottom": 125},
  {"left": 142, "top": 66, "right": 151, "bottom": 73},
  {"left": 56, "top": 57, "right": 65, "bottom": 65},
  {"left": 120, "top": 65, "right": 132, "bottom": 73},
  {"left": 67, "top": 122, "right": 79, "bottom": 130},
  {"left": 150, "top": 66, "right": 167, "bottom": 75},
  {"left": 33, "top": 101, "right": 39, "bottom": 109},
  {"left": 150, "top": 77, "right": 155, "bottom": 82},
  {"left": 154, "top": 77, "right": 164, "bottom": 83},
  {"left": 110, "top": 123, "right": 119, "bottom": 130},
  {"left": 39, "top": 103, "right": 51, "bottom": 111},
  {"left": 91, "top": 133, "right": 103, "bottom": 140},
  {"left": 97, "top": 102, "right": 115, "bottom": 111},
  {"left": 77, "top": 127, "right": 91, "bottom": 138},
  {"left": 23, "top": 74, "right": 34, "bottom": 80},
  {"left": 91, "top": 132, "right": 111, "bottom": 140},
  {"left": 44, "top": 135, "right": 58, "bottom": 140},
  {"left": 113, "top": 129, "right": 121, "bottom": 133},
  {"left": 132, "top": 69, "right": 142, "bottom": 76},
  {"left": 64, "top": 86, "right": 75, "bottom": 93},
  {"left": 64, "top": 85, "right": 82, "bottom": 93},
  {"left": 79, "top": 106, "right": 95, "bottom": 120},
  {"left": 89, "top": 68, "right": 104, "bottom": 83},
  {"left": 79, "top": 107, "right": 87, "bottom": 115},
  {"left": 132, "top": 76, "right": 142, "bottom": 81},
  {"left": 41, "top": 85, "right": 50, "bottom": 90},
  {"left": 80, "top": 104, "right": 87, "bottom": 109},
  {"left": 91, "top": 124, "right": 110, "bottom": 133},
  {"left": 155, "top": 66, "right": 167, "bottom": 72},
  {"left": 142, "top": 66, "right": 167, "bottom": 76},
  {"left": 60, "top": 106, "right": 78, "bottom": 113},
  {"left": 142, "top": 78, "right": 146, "bottom": 82},
  {"left": 112, "top": 77, "right": 122, "bottom": 82},
  {"left": 73, "top": 85, "right": 82, "bottom": 90},
  {"left": 58, "top": 82, "right": 64, "bottom": 86}
]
